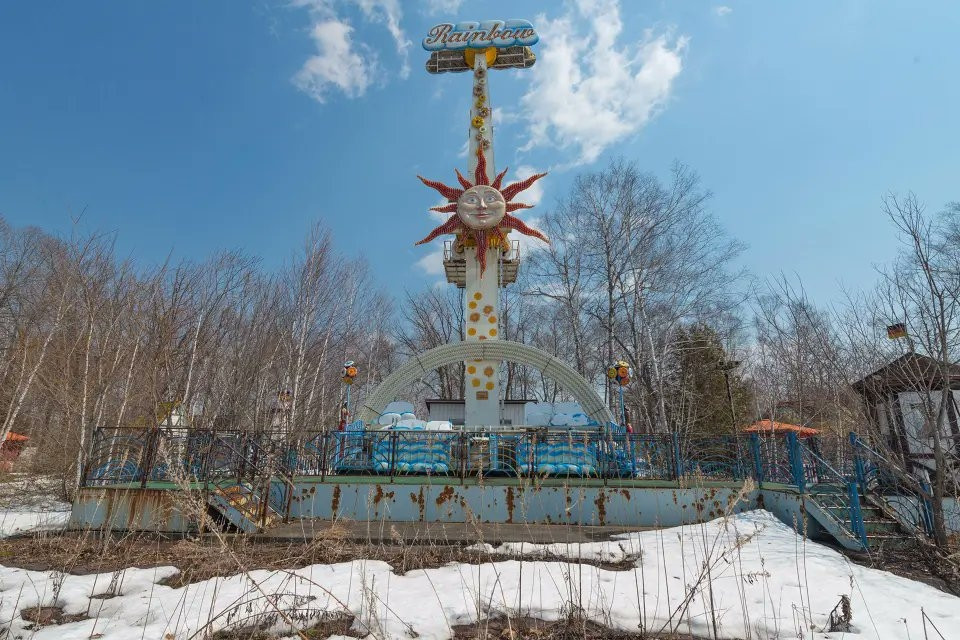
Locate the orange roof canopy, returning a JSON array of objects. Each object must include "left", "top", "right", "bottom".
[{"left": 742, "top": 419, "right": 819, "bottom": 437}]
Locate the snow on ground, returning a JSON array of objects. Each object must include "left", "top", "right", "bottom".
[
  {"left": 0, "top": 510, "right": 958, "bottom": 639},
  {"left": 0, "top": 475, "right": 71, "bottom": 538}
]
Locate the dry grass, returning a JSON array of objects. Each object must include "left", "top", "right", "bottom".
[
  {"left": 450, "top": 616, "right": 707, "bottom": 639},
  {"left": 209, "top": 611, "right": 362, "bottom": 639},
  {"left": 0, "top": 532, "right": 639, "bottom": 589},
  {"left": 19, "top": 605, "right": 88, "bottom": 629}
]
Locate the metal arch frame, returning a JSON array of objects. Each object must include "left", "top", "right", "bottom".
[{"left": 358, "top": 340, "right": 614, "bottom": 425}]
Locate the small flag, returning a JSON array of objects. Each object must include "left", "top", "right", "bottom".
[{"left": 887, "top": 323, "right": 907, "bottom": 339}]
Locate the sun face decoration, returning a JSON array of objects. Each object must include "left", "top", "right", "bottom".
[{"left": 416, "top": 147, "right": 549, "bottom": 273}]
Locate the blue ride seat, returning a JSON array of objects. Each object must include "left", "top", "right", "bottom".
[
  {"left": 515, "top": 438, "right": 599, "bottom": 476},
  {"left": 372, "top": 426, "right": 453, "bottom": 474}
]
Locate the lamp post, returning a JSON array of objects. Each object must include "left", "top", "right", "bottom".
[{"left": 718, "top": 359, "right": 741, "bottom": 440}]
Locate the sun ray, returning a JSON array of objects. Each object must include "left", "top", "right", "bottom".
[
  {"left": 418, "top": 175, "right": 463, "bottom": 201},
  {"left": 505, "top": 202, "right": 534, "bottom": 213},
  {"left": 475, "top": 229, "right": 489, "bottom": 272},
  {"left": 416, "top": 216, "right": 463, "bottom": 246},
  {"left": 501, "top": 172, "right": 546, "bottom": 201},
  {"left": 430, "top": 203, "right": 458, "bottom": 214},
  {"left": 474, "top": 147, "right": 489, "bottom": 186},
  {"left": 454, "top": 169, "right": 473, "bottom": 190},
  {"left": 491, "top": 168, "right": 508, "bottom": 190},
  {"left": 501, "top": 215, "right": 549, "bottom": 243}
]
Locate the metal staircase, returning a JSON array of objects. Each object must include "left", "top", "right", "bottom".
[
  {"left": 203, "top": 433, "right": 291, "bottom": 533},
  {"left": 207, "top": 480, "right": 281, "bottom": 533},
  {"left": 803, "top": 484, "right": 911, "bottom": 551},
  {"left": 789, "top": 433, "right": 931, "bottom": 552}
]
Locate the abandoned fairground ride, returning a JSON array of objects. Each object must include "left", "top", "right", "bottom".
[{"left": 70, "top": 19, "right": 937, "bottom": 553}]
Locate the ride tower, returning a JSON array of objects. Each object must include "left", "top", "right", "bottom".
[{"left": 417, "top": 20, "right": 546, "bottom": 427}]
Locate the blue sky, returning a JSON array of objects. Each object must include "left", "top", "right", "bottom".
[{"left": 2, "top": 1, "right": 958, "bottom": 304}]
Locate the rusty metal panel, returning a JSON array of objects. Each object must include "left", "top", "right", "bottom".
[
  {"left": 288, "top": 480, "right": 756, "bottom": 528},
  {"left": 70, "top": 487, "right": 195, "bottom": 533}
]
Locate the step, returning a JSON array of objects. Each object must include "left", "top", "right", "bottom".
[
  {"left": 863, "top": 520, "right": 900, "bottom": 534},
  {"left": 865, "top": 533, "right": 914, "bottom": 548}
]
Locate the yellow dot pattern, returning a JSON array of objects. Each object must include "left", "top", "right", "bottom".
[{"left": 465, "top": 290, "right": 498, "bottom": 392}]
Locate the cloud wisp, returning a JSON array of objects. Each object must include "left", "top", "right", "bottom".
[
  {"left": 292, "top": 0, "right": 411, "bottom": 103},
  {"left": 519, "top": 0, "right": 688, "bottom": 166}
]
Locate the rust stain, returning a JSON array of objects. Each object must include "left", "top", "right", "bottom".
[
  {"left": 331, "top": 485, "right": 341, "bottom": 515},
  {"left": 619, "top": 489, "right": 631, "bottom": 501},
  {"left": 436, "top": 485, "right": 455, "bottom": 507},
  {"left": 593, "top": 490, "right": 607, "bottom": 526},
  {"left": 373, "top": 484, "right": 391, "bottom": 505},
  {"left": 416, "top": 487, "right": 425, "bottom": 521},
  {"left": 505, "top": 486, "right": 515, "bottom": 524}
]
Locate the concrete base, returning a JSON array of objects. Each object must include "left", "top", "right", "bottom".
[{"left": 69, "top": 478, "right": 832, "bottom": 545}]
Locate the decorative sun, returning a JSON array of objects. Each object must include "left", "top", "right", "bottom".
[{"left": 416, "top": 147, "right": 549, "bottom": 273}]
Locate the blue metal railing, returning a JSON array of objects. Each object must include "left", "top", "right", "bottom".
[
  {"left": 797, "top": 436, "right": 869, "bottom": 549},
  {"left": 850, "top": 432, "right": 935, "bottom": 537},
  {"left": 82, "top": 426, "right": 778, "bottom": 484}
]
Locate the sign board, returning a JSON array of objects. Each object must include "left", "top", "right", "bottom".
[{"left": 423, "top": 20, "right": 539, "bottom": 51}]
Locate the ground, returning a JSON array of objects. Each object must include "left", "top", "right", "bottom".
[
  {"left": 1, "top": 476, "right": 960, "bottom": 639},
  {"left": 0, "top": 473, "right": 71, "bottom": 539}
]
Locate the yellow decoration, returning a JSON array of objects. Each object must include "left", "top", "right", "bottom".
[
  {"left": 483, "top": 366, "right": 494, "bottom": 377},
  {"left": 472, "top": 115, "right": 484, "bottom": 129},
  {"left": 470, "top": 312, "right": 480, "bottom": 322},
  {"left": 467, "top": 327, "right": 477, "bottom": 336},
  {"left": 468, "top": 301, "right": 478, "bottom": 309},
  {"left": 485, "top": 381, "right": 495, "bottom": 390},
  {"left": 607, "top": 367, "right": 617, "bottom": 379},
  {"left": 464, "top": 47, "right": 497, "bottom": 67},
  {"left": 488, "top": 315, "right": 497, "bottom": 323},
  {"left": 474, "top": 292, "right": 482, "bottom": 300},
  {"left": 483, "top": 305, "right": 493, "bottom": 314},
  {"left": 472, "top": 378, "right": 481, "bottom": 387},
  {"left": 489, "top": 328, "right": 497, "bottom": 336},
  {"left": 467, "top": 365, "right": 477, "bottom": 374}
]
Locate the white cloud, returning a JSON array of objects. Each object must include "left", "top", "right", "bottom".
[
  {"left": 512, "top": 165, "right": 544, "bottom": 206},
  {"left": 416, "top": 244, "right": 446, "bottom": 276},
  {"left": 355, "top": 0, "right": 412, "bottom": 78},
  {"left": 714, "top": 6, "right": 732, "bottom": 17},
  {"left": 293, "top": 20, "right": 377, "bottom": 102},
  {"left": 292, "top": 0, "right": 411, "bottom": 102},
  {"left": 424, "top": 0, "right": 464, "bottom": 15},
  {"left": 520, "top": 0, "right": 688, "bottom": 165}
]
